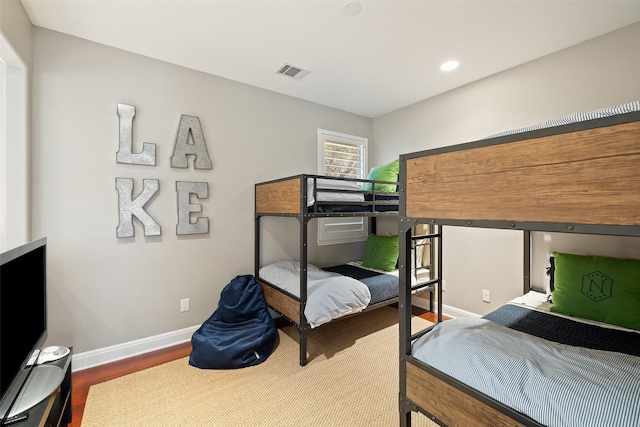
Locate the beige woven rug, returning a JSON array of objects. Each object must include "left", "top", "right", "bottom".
[{"left": 82, "top": 306, "right": 437, "bottom": 427}]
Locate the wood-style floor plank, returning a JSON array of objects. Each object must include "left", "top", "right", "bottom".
[{"left": 69, "top": 309, "right": 443, "bottom": 427}]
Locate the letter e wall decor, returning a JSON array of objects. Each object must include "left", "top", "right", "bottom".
[{"left": 176, "top": 181, "right": 209, "bottom": 235}]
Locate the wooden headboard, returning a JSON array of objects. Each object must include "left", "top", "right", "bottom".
[
  {"left": 255, "top": 176, "right": 302, "bottom": 215},
  {"left": 402, "top": 113, "right": 640, "bottom": 236}
]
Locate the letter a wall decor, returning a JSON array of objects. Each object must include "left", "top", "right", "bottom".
[{"left": 171, "top": 115, "right": 212, "bottom": 170}]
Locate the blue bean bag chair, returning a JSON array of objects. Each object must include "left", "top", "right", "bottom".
[{"left": 189, "top": 275, "right": 277, "bottom": 369}]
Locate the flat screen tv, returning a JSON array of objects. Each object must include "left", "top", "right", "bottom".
[{"left": 0, "top": 237, "right": 48, "bottom": 424}]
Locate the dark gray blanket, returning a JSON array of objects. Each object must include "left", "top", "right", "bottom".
[
  {"left": 309, "top": 194, "right": 399, "bottom": 213},
  {"left": 483, "top": 303, "right": 640, "bottom": 356},
  {"left": 323, "top": 264, "right": 398, "bottom": 305}
]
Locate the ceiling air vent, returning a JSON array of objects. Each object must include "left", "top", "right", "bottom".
[{"left": 276, "top": 63, "right": 310, "bottom": 81}]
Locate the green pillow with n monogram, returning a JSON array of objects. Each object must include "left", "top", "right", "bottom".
[
  {"left": 362, "top": 234, "right": 399, "bottom": 272},
  {"left": 550, "top": 251, "right": 640, "bottom": 330}
]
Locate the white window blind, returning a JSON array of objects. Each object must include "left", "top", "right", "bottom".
[
  {"left": 323, "top": 139, "right": 365, "bottom": 179},
  {"left": 317, "top": 129, "right": 368, "bottom": 246}
]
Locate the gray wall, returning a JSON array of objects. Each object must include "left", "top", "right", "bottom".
[
  {"left": 31, "top": 28, "right": 372, "bottom": 360},
  {"left": 372, "top": 22, "right": 640, "bottom": 316}
]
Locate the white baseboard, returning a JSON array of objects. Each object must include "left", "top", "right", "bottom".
[
  {"left": 441, "top": 304, "right": 481, "bottom": 319},
  {"left": 412, "top": 296, "right": 480, "bottom": 319},
  {"left": 71, "top": 325, "right": 199, "bottom": 372}
]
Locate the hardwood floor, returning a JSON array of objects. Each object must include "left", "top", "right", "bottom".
[{"left": 69, "top": 309, "right": 443, "bottom": 427}]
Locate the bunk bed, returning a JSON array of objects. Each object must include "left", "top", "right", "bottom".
[
  {"left": 398, "top": 104, "right": 640, "bottom": 427},
  {"left": 255, "top": 174, "right": 436, "bottom": 366}
]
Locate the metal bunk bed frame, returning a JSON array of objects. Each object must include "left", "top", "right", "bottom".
[
  {"left": 397, "top": 110, "right": 640, "bottom": 426},
  {"left": 255, "top": 174, "right": 405, "bottom": 366}
]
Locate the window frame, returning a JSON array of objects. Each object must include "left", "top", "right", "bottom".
[{"left": 316, "top": 129, "right": 369, "bottom": 246}]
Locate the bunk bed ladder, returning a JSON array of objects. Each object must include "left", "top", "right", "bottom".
[
  {"left": 410, "top": 224, "right": 439, "bottom": 313},
  {"left": 399, "top": 220, "right": 443, "bottom": 427}
]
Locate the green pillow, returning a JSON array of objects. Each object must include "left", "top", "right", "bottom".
[
  {"left": 362, "top": 234, "right": 399, "bottom": 272},
  {"left": 550, "top": 251, "right": 640, "bottom": 330},
  {"left": 363, "top": 159, "right": 399, "bottom": 192}
]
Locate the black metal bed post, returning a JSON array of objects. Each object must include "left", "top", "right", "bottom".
[
  {"left": 254, "top": 214, "right": 261, "bottom": 277},
  {"left": 437, "top": 225, "right": 443, "bottom": 323},
  {"left": 399, "top": 218, "right": 414, "bottom": 427},
  {"left": 398, "top": 156, "right": 412, "bottom": 427},
  {"left": 297, "top": 177, "right": 310, "bottom": 366},
  {"left": 428, "top": 225, "right": 435, "bottom": 313},
  {"left": 523, "top": 230, "right": 531, "bottom": 294},
  {"left": 299, "top": 215, "right": 310, "bottom": 366}
]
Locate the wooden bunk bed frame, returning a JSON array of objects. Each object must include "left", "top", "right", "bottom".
[
  {"left": 398, "top": 111, "right": 640, "bottom": 427},
  {"left": 255, "top": 174, "right": 433, "bottom": 366}
]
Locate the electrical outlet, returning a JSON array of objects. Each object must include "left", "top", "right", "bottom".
[
  {"left": 441, "top": 280, "right": 446, "bottom": 292},
  {"left": 482, "top": 289, "right": 490, "bottom": 303},
  {"left": 180, "top": 298, "right": 190, "bottom": 312}
]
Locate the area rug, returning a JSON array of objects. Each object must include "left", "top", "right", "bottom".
[{"left": 81, "top": 306, "right": 437, "bottom": 426}]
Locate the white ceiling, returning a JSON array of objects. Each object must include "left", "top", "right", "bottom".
[{"left": 20, "top": 0, "right": 640, "bottom": 118}]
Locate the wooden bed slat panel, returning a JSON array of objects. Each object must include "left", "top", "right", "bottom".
[
  {"left": 258, "top": 279, "right": 300, "bottom": 323},
  {"left": 256, "top": 178, "right": 301, "bottom": 214},
  {"left": 406, "top": 363, "right": 527, "bottom": 427},
  {"left": 406, "top": 121, "right": 640, "bottom": 226}
]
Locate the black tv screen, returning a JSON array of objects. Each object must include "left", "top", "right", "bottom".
[{"left": 0, "top": 237, "right": 47, "bottom": 422}]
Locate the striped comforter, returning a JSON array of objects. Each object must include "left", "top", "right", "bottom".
[
  {"left": 487, "top": 100, "right": 640, "bottom": 138},
  {"left": 412, "top": 305, "right": 640, "bottom": 427}
]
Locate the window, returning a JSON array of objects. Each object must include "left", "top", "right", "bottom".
[
  {"left": 316, "top": 129, "right": 368, "bottom": 246},
  {"left": 0, "top": 40, "right": 30, "bottom": 251}
]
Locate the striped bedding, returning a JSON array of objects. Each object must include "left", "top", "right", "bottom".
[
  {"left": 487, "top": 100, "right": 640, "bottom": 138},
  {"left": 411, "top": 293, "right": 640, "bottom": 427}
]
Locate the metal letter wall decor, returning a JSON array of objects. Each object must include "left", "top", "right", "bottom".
[
  {"left": 115, "top": 178, "right": 161, "bottom": 237},
  {"left": 116, "top": 103, "right": 157, "bottom": 166},
  {"left": 176, "top": 181, "right": 209, "bottom": 235},
  {"left": 170, "top": 115, "right": 213, "bottom": 169},
  {"left": 115, "top": 104, "right": 212, "bottom": 238}
]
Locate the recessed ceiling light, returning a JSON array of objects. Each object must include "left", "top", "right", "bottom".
[
  {"left": 440, "top": 60, "right": 459, "bottom": 72},
  {"left": 343, "top": 1, "right": 361, "bottom": 17}
]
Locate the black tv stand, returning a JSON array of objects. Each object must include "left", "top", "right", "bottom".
[{"left": 2, "top": 349, "right": 72, "bottom": 427}]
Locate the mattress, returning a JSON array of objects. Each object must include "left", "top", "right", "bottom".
[
  {"left": 258, "top": 260, "right": 405, "bottom": 328},
  {"left": 259, "top": 261, "right": 371, "bottom": 328},
  {"left": 411, "top": 291, "right": 640, "bottom": 427}
]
